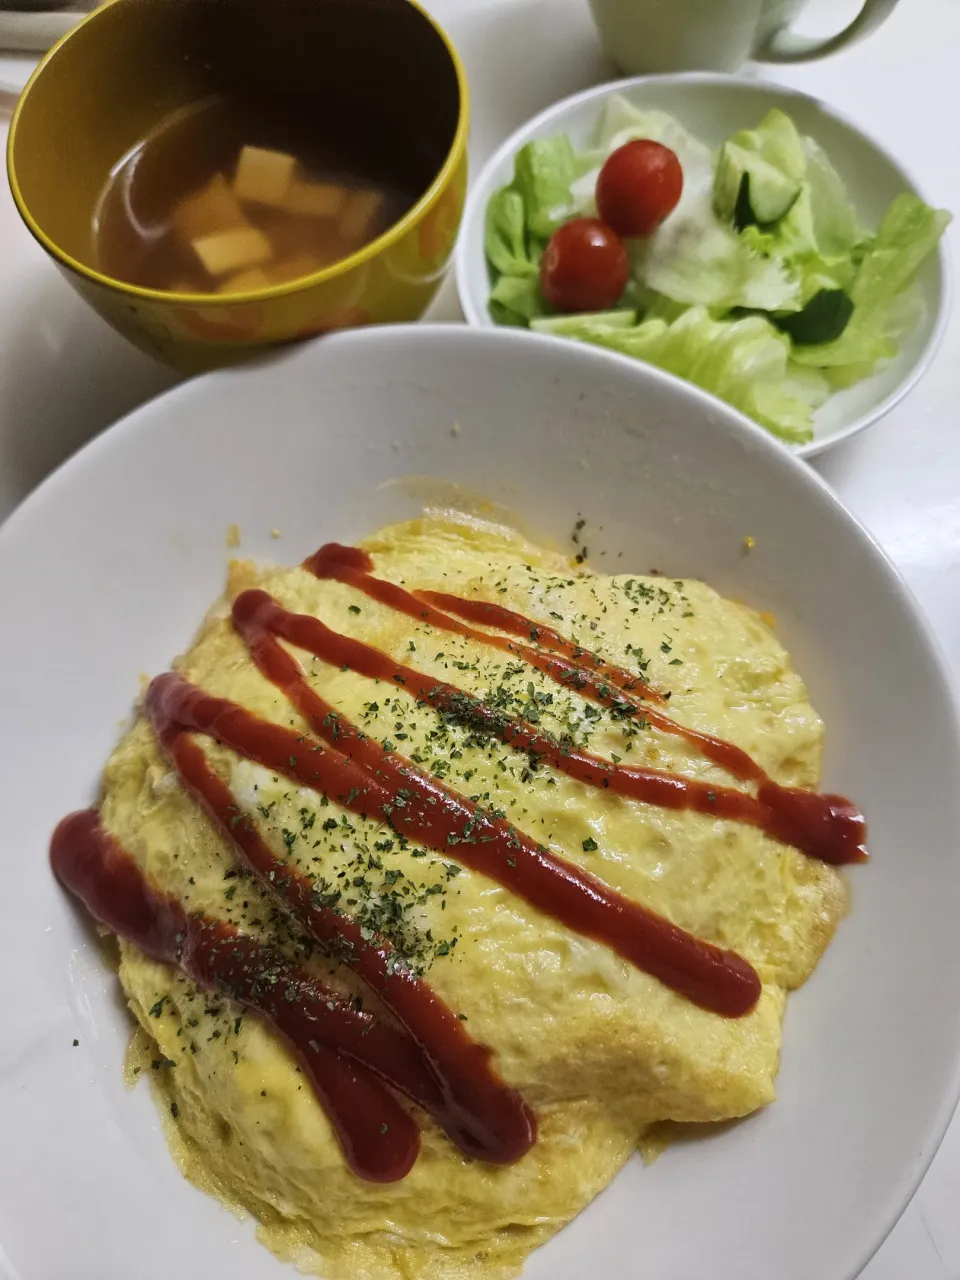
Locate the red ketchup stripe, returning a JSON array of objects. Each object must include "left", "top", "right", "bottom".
[
  {"left": 305, "top": 545, "right": 765, "bottom": 779},
  {"left": 304, "top": 544, "right": 765, "bottom": 780},
  {"left": 146, "top": 673, "right": 535, "bottom": 1167},
  {"left": 50, "top": 810, "right": 421, "bottom": 1182},
  {"left": 304, "top": 545, "right": 866, "bottom": 866},
  {"left": 231, "top": 589, "right": 761, "bottom": 1018},
  {"left": 420, "top": 588, "right": 667, "bottom": 704},
  {"left": 416, "top": 587, "right": 767, "bottom": 780}
]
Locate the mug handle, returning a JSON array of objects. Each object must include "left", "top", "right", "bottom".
[{"left": 756, "top": 0, "right": 899, "bottom": 62}]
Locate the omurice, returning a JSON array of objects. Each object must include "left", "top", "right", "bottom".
[{"left": 51, "top": 513, "right": 865, "bottom": 1280}]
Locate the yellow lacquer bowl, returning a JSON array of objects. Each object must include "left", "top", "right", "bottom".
[{"left": 7, "top": 0, "right": 468, "bottom": 372}]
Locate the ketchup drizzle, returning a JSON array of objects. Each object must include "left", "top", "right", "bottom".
[
  {"left": 50, "top": 538, "right": 867, "bottom": 1184},
  {"left": 420, "top": 587, "right": 668, "bottom": 704},
  {"left": 305, "top": 545, "right": 776, "bottom": 779},
  {"left": 145, "top": 687, "right": 535, "bottom": 1168},
  {"left": 230, "top": 589, "right": 760, "bottom": 1018},
  {"left": 304, "top": 545, "right": 866, "bottom": 866},
  {"left": 51, "top": 811, "right": 423, "bottom": 1182},
  {"left": 144, "top": 680, "right": 535, "bottom": 1172}
]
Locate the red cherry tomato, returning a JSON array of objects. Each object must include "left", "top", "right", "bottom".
[
  {"left": 539, "top": 218, "right": 629, "bottom": 313},
  {"left": 596, "top": 140, "right": 683, "bottom": 239}
]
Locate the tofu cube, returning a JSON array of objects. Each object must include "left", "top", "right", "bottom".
[
  {"left": 172, "top": 174, "right": 248, "bottom": 242},
  {"left": 191, "top": 226, "right": 273, "bottom": 277},
  {"left": 338, "top": 190, "right": 385, "bottom": 247},
  {"left": 233, "top": 146, "right": 296, "bottom": 208},
  {"left": 216, "top": 266, "right": 272, "bottom": 294},
  {"left": 285, "top": 180, "right": 347, "bottom": 219}
]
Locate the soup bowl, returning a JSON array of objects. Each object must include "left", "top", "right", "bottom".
[{"left": 7, "top": 0, "right": 468, "bottom": 372}]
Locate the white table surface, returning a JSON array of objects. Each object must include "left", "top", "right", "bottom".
[{"left": 1, "top": 0, "right": 958, "bottom": 1276}]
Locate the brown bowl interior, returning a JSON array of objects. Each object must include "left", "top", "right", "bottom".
[{"left": 11, "top": 0, "right": 462, "bottom": 282}]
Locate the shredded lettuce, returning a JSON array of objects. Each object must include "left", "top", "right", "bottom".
[
  {"left": 792, "top": 194, "right": 950, "bottom": 376},
  {"left": 632, "top": 219, "right": 801, "bottom": 312},
  {"left": 484, "top": 187, "right": 537, "bottom": 279},
  {"left": 852, "top": 193, "right": 950, "bottom": 307},
  {"left": 483, "top": 95, "right": 950, "bottom": 444},
  {"left": 803, "top": 136, "right": 864, "bottom": 258},
  {"left": 533, "top": 307, "right": 828, "bottom": 443},
  {"left": 484, "top": 184, "right": 548, "bottom": 326},
  {"left": 489, "top": 273, "right": 545, "bottom": 326},
  {"left": 511, "top": 136, "right": 577, "bottom": 239}
]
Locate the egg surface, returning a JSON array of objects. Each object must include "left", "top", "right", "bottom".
[{"left": 96, "top": 515, "right": 847, "bottom": 1279}]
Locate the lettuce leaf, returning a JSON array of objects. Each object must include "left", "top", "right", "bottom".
[
  {"left": 485, "top": 186, "right": 538, "bottom": 279},
  {"left": 511, "top": 135, "right": 577, "bottom": 239},
  {"left": 792, "top": 194, "right": 950, "bottom": 374},
  {"left": 803, "top": 136, "right": 864, "bottom": 259},
  {"left": 533, "top": 306, "right": 827, "bottom": 443},
  {"left": 851, "top": 193, "right": 950, "bottom": 307},
  {"left": 632, "top": 217, "right": 801, "bottom": 312},
  {"left": 489, "top": 273, "right": 547, "bottom": 326}
]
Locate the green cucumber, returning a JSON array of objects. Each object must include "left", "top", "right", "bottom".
[
  {"left": 772, "top": 289, "right": 854, "bottom": 345},
  {"left": 715, "top": 142, "right": 802, "bottom": 228}
]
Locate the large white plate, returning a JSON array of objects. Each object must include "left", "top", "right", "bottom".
[
  {"left": 1, "top": 325, "right": 959, "bottom": 1280},
  {"left": 455, "top": 74, "right": 952, "bottom": 459}
]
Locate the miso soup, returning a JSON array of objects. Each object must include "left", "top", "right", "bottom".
[{"left": 94, "top": 95, "right": 416, "bottom": 294}]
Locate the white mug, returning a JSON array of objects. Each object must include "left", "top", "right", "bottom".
[{"left": 587, "top": 0, "right": 901, "bottom": 75}]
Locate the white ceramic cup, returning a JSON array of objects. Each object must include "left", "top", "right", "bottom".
[{"left": 587, "top": 0, "right": 901, "bottom": 74}]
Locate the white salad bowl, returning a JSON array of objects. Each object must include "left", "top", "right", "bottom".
[
  {"left": 1, "top": 325, "right": 960, "bottom": 1279},
  {"left": 455, "top": 73, "right": 951, "bottom": 459}
]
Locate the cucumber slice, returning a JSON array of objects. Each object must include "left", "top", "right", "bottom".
[
  {"left": 772, "top": 289, "right": 854, "bottom": 345},
  {"left": 532, "top": 310, "right": 637, "bottom": 334},
  {"left": 714, "top": 142, "right": 802, "bottom": 228}
]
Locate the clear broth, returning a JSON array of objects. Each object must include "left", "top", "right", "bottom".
[{"left": 94, "top": 95, "right": 416, "bottom": 294}]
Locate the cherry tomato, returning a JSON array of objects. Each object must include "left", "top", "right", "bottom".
[
  {"left": 539, "top": 218, "right": 629, "bottom": 313},
  {"left": 596, "top": 140, "right": 683, "bottom": 239}
]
